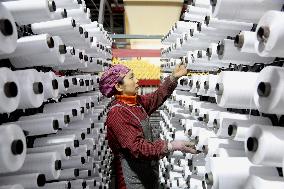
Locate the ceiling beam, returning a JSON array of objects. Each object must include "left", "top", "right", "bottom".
[
  {"left": 111, "top": 34, "right": 163, "bottom": 39},
  {"left": 112, "top": 49, "right": 161, "bottom": 57}
]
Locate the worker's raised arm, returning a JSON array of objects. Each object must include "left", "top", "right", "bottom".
[
  {"left": 138, "top": 75, "right": 178, "bottom": 115},
  {"left": 138, "top": 63, "right": 187, "bottom": 115}
]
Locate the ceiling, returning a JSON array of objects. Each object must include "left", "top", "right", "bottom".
[
  {"left": 84, "top": 0, "right": 189, "bottom": 34},
  {"left": 84, "top": 0, "right": 125, "bottom": 34},
  {"left": 84, "top": 0, "right": 189, "bottom": 49}
]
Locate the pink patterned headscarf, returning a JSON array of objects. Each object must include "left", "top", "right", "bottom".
[{"left": 99, "top": 64, "right": 131, "bottom": 98}]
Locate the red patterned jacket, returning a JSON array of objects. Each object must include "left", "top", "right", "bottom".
[{"left": 106, "top": 76, "right": 177, "bottom": 188}]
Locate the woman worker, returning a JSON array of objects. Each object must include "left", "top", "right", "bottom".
[{"left": 99, "top": 63, "right": 196, "bottom": 189}]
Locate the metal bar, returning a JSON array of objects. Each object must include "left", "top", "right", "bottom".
[
  {"left": 87, "top": 0, "right": 100, "bottom": 11},
  {"left": 113, "top": 42, "right": 130, "bottom": 45},
  {"left": 105, "top": 0, "right": 114, "bottom": 33},
  {"left": 112, "top": 49, "right": 161, "bottom": 57},
  {"left": 98, "top": 0, "right": 106, "bottom": 24},
  {"left": 110, "top": 15, "right": 114, "bottom": 32},
  {"left": 105, "top": 0, "right": 112, "bottom": 13},
  {"left": 104, "top": 27, "right": 124, "bottom": 33},
  {"left": 111, "top": 34, "right": 163, "bottom": 39}
]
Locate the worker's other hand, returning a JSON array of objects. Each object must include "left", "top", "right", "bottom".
[
  {"left": 172, "top": 62, "right": 187, "bottom": 79},
  {"left": 169, "top": 140, "right": 197, "bottom": 154}
]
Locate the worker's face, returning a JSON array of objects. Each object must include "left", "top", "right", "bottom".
[{"left": 115, "top": 71, "right": 139, "bottom": 96}]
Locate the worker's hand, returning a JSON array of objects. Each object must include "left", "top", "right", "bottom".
[
  {"left": 169, "top": 140, "right": 197, "bottom": 154},
  {"left": 172, "top": 62, "right": 188, "bottom": 79}
]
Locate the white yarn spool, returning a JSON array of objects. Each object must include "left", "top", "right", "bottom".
[
  {"left": 61, "top": 98, "right": 87, "bottom": 113},
  {"left": 199, "top": 24, "right": 239, "bottom": 38},
  {"left": 227, "top": 116, "right": 272, "bottom": 141},
  {"left": 217, "top": 147, "right": 246, "bottom": 157},
  {"left": 39, "top": 72, "right": 59, "bottom": 100},
  {"left": 0, "top": 34, "right": 54, "bottom": 59},
  {"left": 14, "top": 69, "right": 44, "bottom": 109},
  {"left": 31, "top": 18, "right": 76, "bottom": 35},
  {"left": 256, "top": 11, "right": 284, "bottom": 58},
  {"left": 44, "top": 100, "right": 83, "bottom": 120},
  {"left": 211, "top": 0, "right": 283, "bottom": 23},
  {"left": 206, "top": 138, "right": 244, "bottom": 157},
  {"left": 0, "top": 67, "right": 20, "bottom": 113},
  {"left": 217, "top": 39, "right": 273, "bottom": 64},
  {"left": 196, "top": 75, "right": 208, "bottom": 96},
  {"left": 187, "top": 5, "right": 211, "bottom": 17},
  {"left": 0, "top": 185, "right": 24, "bottom": 189},
  {"left": 254, "top": 66, "right": 284, "bottom": 114},
  {"left": 192, "top": 165, "right": 206, "bottom": 177},
  {"left": 41, "top": 181, "right": 71, "bottom": 189},
  {"left": 173, "top": 21, "right": 197, "bottom": 34},
  {"left": 182, "top": 35, "right": 211, "bottom": 51},
  {"left": 56, "top": 129, "right": 86, "bottom": 141},
  {"left": 192, "top": 101, "right": 223, "bottom": 118},
  {"left": 27, "top": 143, "right": 71, "bottom": 160},
  {"left": 192, "top": 0, "right": 211, "bottom": 8},
  {"left": 215, "top": 71, "right": 258, "bottom": 109},
  {"left": 0, "top": 2, "right": 17, "bottom": 55},
  {"left": 190, "top": 176, "right": 204, "bottom": 188},
  {"left": 203, "top": 74, "right": 218, "bottom": 98},
  {"left": 61, "top": 156, "right": 85, "bottom": 169},
  {"left": 196, "top": 128, "right": 216, "bottom": 150},
  {"left": 67, "top": 6, "right": 91, "bottom": 25},
  {"left": 193, "top": 29, "right": 225, "bottom": 43},
  {"left": 56, "top": 76, "right": 69, "bottom": 94},
  {"left": 189, "top": 75, "right": 200, "bottom": 93},
  {"left": 2, "top": 0, "right": 56, "bottom": 25},
  {"left": 0, "top": 124, "right": 26, "bottom": 174},
  {"left": 213, "top": 112, "right": 247, "bottom": 137},
  {"left": 58, "top": 168, "right": 79, "bottom": 180},
  {"left": 53, "top": 8, "right": 67, "bottom": 19},
  {"left": 20, "top": 112, "right": 70, "bottom": 128},
  {"left": 203, "top": 110, "right": 220, "bottom": 127},
  {"left": 15, "top": 152, "right": 61, "bottom": 180},
  {"left": 234, "top": 31, "right": 258, "bottom": 54},
  {"left": 53, "top": 0, "right": 80, "bottom": 9},
  {"left": 244, "top": 175, "right": 284, "bottom": 189},
  {"left": 10, "top": 35, "right": 66, "bottom": 67},
  {"left": 12, "top": 35, "right": 66, "bottom": 67},
  {"left": 33, "top": 134, "right": 79, "bottom": 148},
  {"left": 0, "top": 173, "right": 46, "bottom": 188},
  {"left": 64, "top": 46, "right": 77, "bottom": 63},
  {"left": 245, "top": 124, "right": 284, "bottom": 167},
  {"left": 205, "top": 157, "right": 279, "bottom": 189},
  {"left": 14, "top": 117, "right": 59, "bottom": 136},
  {"left": 183, "top": 12, "right": 205, "bottom": 22},
  {"left": 69, "top": 179, "right": 87, "bottom": 189},
  {"left": 78, "top": 170, "right": 92, "bottom": 179},
  {"left": 205, "top": 16, "right": 253, "bottom": 31}
]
